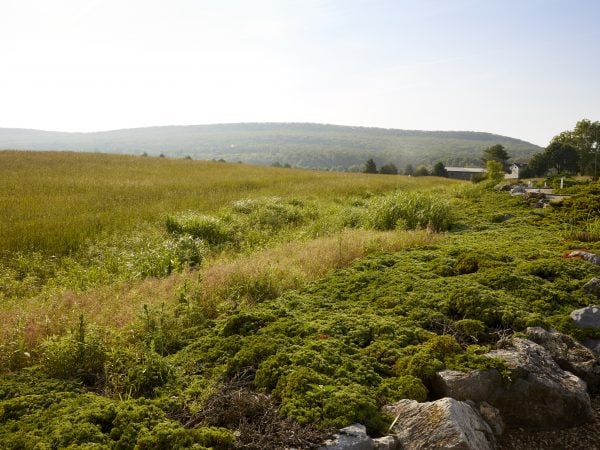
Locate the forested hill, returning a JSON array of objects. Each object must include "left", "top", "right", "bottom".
[{"left": 0, "top": 123, "right": 541, "bottom": 170}]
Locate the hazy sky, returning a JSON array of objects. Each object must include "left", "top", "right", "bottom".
[{"left": 1, "top": 0, "right": 599, "bottom": 146}]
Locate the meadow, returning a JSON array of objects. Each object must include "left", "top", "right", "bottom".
[{"left": 1, "top": 151, "right": 600, "bottom": 449}]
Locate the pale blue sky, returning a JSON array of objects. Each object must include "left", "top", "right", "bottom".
[{"left": 1, "top": 0, "right": 598, "bottom": 145}]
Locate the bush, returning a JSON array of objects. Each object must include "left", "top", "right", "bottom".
[
  {"left": 376, "top": 375, "right": 428, "bottom": 405},
  {"left": 367, "top": 191, "right": 452, "bottom": 232},
  {"left": 166, "top": 212, "right": 237, "bottom": 247},
  {"left": 41, "top": 317, "right": 106, "bottom": 384}
]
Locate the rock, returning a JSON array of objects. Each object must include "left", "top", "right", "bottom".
[
  {"left": 432, "top": 369, "right": 503, "bottom": 403},
  {"left": 526, "top": 327, "right": 600, "bottom": 393},
  {"left": 478, "top": 401, "right": 505, "bottom": 436},
  {"left": 571, "top": 305, "right": 600, "bottom": 329},
  {"left": 384, "top": 398, "right": 496, "bottom": 450},
  {"left": 566, "top": 250, "right": 600, "bottom": 266},
  {"left": 510, "top": 185, "right": 526, "bottom": 195},
  {"left": 319, "top": 424, "right": 373, "bottom": 450},
  {"left": 486, "top": 338, "right": 592, "bottom": 429},
  {"left": 372, "top": 435, "right": 399, "bottom": 450},
  {"left": 583, "top": 278, "right": 600, "bottom": 297},
  {"left": 433, "top": 338, "right": 593, "bottom": 429}
]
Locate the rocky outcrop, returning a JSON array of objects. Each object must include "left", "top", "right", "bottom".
[
  {"left": 372, "top": 436, "right": 399, "bottom": 450},
  {"left": 526, "top": 326, "right": 600, "bottom": 393},
  {"left": 487, "top": 338, "right": 592, "bottom": 429},
  {"left": 433, "top": 338, "right": 592, "bottom": 429},
  {"left": 319, "top": 424, "right": 373, "bottom": 450},
  {"left": 571, "top": 305, "right": 600, "bottom": 329},
  {"left": 384, "top": 398, "right": 496, "bottom": 450},
  {"left": 583, "top": 278, "right": 600, "bottom": 297}
]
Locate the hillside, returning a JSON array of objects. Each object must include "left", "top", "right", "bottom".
[{"left": 0, "top": 123, "right": 540, "bottom": 170}]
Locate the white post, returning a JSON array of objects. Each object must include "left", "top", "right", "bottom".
[{"left": 560, "top": 177, "right": 564, "bottom": 189}]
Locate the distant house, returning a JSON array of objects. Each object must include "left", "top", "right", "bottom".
[
  {"left": 505, "top": 163, "right": 528, "bottom": 179},
  {"left": 445, "top": 166, "right": 487, "bottom": 181}
]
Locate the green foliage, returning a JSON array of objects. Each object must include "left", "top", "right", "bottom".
[
  {"left": 379, "top": 163, "right": 398, "bottom": 175},
  {"left": 166, "top": 212, "right": 236, "bottom": 247},
  {"left": 366, "top": 191, "right": 452, "bottom": 231},
  {"left": 41, "top": 316, "right": 106, "bottom": 384},
  {"left": 376, "top": 375, "right": 428, "bottom": 404},
  {"left": 364, "top": 158, "right": 377, "bottom": 174},
  {"left": 0, "top": 392, "right": 234, "bottom": 449},
  {"left": 486, "top": 160, "right": 505, "bottom": 183},
  {"left": 432, "top": 162, "right": 447, "bottom": 177},
  {"left": 482, "top": 144, "right": 510, "bottom": 165}
]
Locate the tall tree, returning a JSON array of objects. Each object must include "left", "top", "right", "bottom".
[
  {"left": 432, "top": 162, "right": 447, "bottom": 177},
  {"left": 364, "top": 158, "right": 377, "bottom": 174},
  {"left": 552, "top": 119, "right": 600, "bottom": 178},
  {"left": 545, "top": 142, "right": 579, "bottom": 174},
  {"left": 482, "top": 144, "right": 510, "bottom": 168},
  {"left": 404, "top": 164, "right": 415, "bottom": 176}
]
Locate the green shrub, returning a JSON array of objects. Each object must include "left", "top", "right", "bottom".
[
  {"left": 376, "top": 375, "right": 428, "bottom": 405},
  {"left": 41, "top": 317, "right": 106, "bottom": 384},
  {"left": 166, "top": 212, "right": 237, "bottom": 246},
  {"left": 366, "top": 191, "right": 452, "bottom": 232},
  {"left": 104, "top": 345, "right": 174, "bottom": 398}
]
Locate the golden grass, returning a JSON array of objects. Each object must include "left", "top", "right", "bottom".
[
  {"left": 0, "top": 228, "right": 440, "bottom": 363},
  {"left": 0, "top": 151, "right": 457, "bottom": 254}
]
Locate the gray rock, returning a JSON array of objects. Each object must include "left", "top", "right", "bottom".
[
  {"left": 510, "top": 185, "right": 526, "bottom": 195},
  {"left": 372, "top": 435, "right": 399, "bottom": 450},
  {"left": 583, "top": 278, "right": 600, "bottom": 297},
  {"left": 567, "top": 250, "right": 600, "bottom": 265},
  {"left": 384, "top": 398, "right": 496, "bottom": 450},
  {"left": 432, "top": 369, "right": 503, "bottom": 403},
  {"left": 526, "top": 327, "right": 600, "bottom": 393},
  {"left": 486, "top": 338, "right": 592, "bottom": 429},
  {"left": 571, "top": 305, "right": 600, "bottom": 329},
  {"left": 433, "top": 338, "right": 593, "bottom": 429},
  {"left": 319, "top": 424, "right": 373, "bottom": 450}
]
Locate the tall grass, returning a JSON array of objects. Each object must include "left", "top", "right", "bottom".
[{"left": 0, "top": 151, "right": 458, "bottom": 255}]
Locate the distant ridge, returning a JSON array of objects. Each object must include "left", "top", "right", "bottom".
[{"left": 0, "top": 122, "right": 540, "bottom": 170}]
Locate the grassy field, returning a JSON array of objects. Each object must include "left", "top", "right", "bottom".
[
  {"left": 2, "top": 151, "right": 600, "bottom": 448},
  {"left": 0, "top": 151, "right": 455, "bottom": 255}
]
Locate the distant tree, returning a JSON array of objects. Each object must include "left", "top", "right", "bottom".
[
  {"left": 527, "top": 152, "right": 549, "bottom": 177},
  {"left": 482, "top": 144, "right": 510, "bottom": 169},
  {"left": 432, "top": 162, "right": 447, "bottom": 177},
  {"left": 364, "top": 158, "right": 378, "bottom": 174},
  {"left": 379, "top": 163, "right": 398, "bottom": 175},
  {"left": 283, "top": 163, "right": 292, "bottom": 168},
  {"left": 272, "top": 161, "right": 282, "bottom": 167},
  {"left": 141, "top": 152, "right": 148, "bottom": 157},
  {"left": 545, "top": 142, "right": 579, "bottom": 174},
  {"left": 551, "top": 119, "right": 600, "bottom": 178},
  {"left": 414, "top": 166, "right": 430, "bottom": 176},
  {"left": 486, "top": 160, "right": 505, "bottom": 183},
  {"left": 404, "top": 164, "right": 415, "bottom": 176},
  {"left": 183, "top": 155, "right": 192, "bottom": 160},
  {"left": 527, "top": 142, "right": 579, "bottom": 176},
  {"left": 159, "top": 153, "right": 165, "bottom": 158}
]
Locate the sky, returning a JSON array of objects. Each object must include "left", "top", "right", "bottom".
[{"left": 1, "top": 0, "right": 599, "bottom": 146}]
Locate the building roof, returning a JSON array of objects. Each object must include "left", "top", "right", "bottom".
[{"left": 445, "top": 167, "right": 487, "bottom": 173}]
